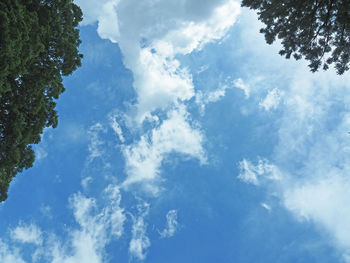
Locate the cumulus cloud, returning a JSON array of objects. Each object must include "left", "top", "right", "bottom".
[
  {"left": 284, "top": 175, "right": 350, "bottom": 251},
  {"left": 75, "top": 0, "right": 241, "bottom": 201},
  {"left": 76, "top": 0, "right": 240, "bottom": 122},
  {"left": 159, "top": 210, "right": 179, "bottom": 238},
  {"left": 278, "top": 110, "right": 350, "bottom": 260},
  {"left": 73, "top": 1, "right": 241, "bottom": 261},
  {"left": 75, "top": 0, "right": 120, "bottom": 42}
]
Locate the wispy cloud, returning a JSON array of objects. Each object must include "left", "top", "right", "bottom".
[
  {"left": 238, "top": 158, "right": 282, "bottom": 185},
  {"left": 259, "top": 88, "right": 282, "bottom": 111},
  {"left": 129, "top": 202, "right": 151, "bottom": 261},
  {"left": 48, "top": 185, "right": 126, "bottom": 263},
  {"left": 87, "top": 123, "right": 106, "bottom": 163},
  {"left": 159, "top": 210, "right": 179, "bottom": 238},
  {"left": 1, "top": 185, "right": 126, "bottom": 263},
  {"left": 108, "top": 111, "right": 125, "bottom": 143},
  {"left": 195, "top": 83, "right": 232, "bottom": 115}
]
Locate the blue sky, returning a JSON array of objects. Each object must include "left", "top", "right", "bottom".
[{"left": 1, "top": 1, "right": 350, "bottom": 262}]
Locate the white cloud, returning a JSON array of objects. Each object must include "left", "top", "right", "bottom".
[
  {"left": 81, "top": 176, "right": 93, "bottom": 191},
  {"left": 259, "top": 88, "right": 282, "bottom": 111},
  {"left": 47, "top": 185, "right": 125, "bottom": 263},
  {"left": 195, "top": 83, "right": 232, "bottom": 114},
  {"left": 238, "top": 158, "right": 282, "bottom": 185},
  {"left": 159, "top": 210, "right": 179, "bottom": 238},
  {"left": 234, "top": 10, "right": 350, "bottom": 259},
  {"left": 122, "top": 106, "right": 206, "bottom": 194},
  {"left": 0, "top": 240, "right": 25, "bottom": 263},
  {"left": 108, "top": 111, "right": 125, "bottom": 143},
  {"left": 72, "top": 3, "right": 242, "bottom": 260},
  {"left": 77, "top": 0, "right": 241, "bottom": 198},
  {"left": 238, "top": 70, "right": 350, "bottom": 261},
  {"left": 284, "top": 175, "right": 350, "bottom": 248},
  {"left": 77, "top": 0, "right": 240, "bottom": 123},
  {"left": 233, "top": 78, "right": 250, "bottom": 99},
  {"left": 87, "top": 123, "right": 106, "bottom": 163},
  {"left": 2, "top": 185, "right": 126, "bottom": 263},
  {"left": 74, "top": 0, "right": 120, "bottom": 42},
  {"left": 261, "top": 203, "right": 271, "bottom": 211},
  {"left": 197, "top": 65, "right": 209, "bottom": 74},
  {"left": 10, "top": 223, "right": 42, "bottom": 246},
  {"left": 129, "top": 202, "right": 151, "bottom": 261}
]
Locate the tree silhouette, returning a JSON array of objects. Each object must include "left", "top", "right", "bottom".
[
  {"left": 242, "top": 0, "right": 350, "bottom": 74},
  {"left": 0, "top": 0, "right": 83, "bottom": 201}
]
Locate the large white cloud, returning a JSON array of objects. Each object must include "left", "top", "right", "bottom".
[
  {"left": 73, "top": 0, "right": 241, "bottom": 260},
  {"left": 236, "top": 9, "right": 350, "bottom": 260},
  {"left": 75, "top": 0, "right": 240, "bottom": 122},
  {"left": 75, "top": 0, "right": 240, "bottom": 198}
]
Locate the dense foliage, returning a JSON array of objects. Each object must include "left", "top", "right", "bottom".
[
  {"left": 0, "top": 0, "right": 83, "bottom": 201},
  {"left": 242, "top": 0, "right": 350, "bottom": 74}
]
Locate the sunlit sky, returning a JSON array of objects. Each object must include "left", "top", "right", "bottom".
[{"left": 1, "top": 1, "right": 350, "bottom": 262}]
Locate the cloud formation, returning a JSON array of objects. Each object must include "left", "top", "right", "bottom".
[
  {"left": 10, "top": 223, "right": 43, "bottom": 246},
  {"left": 159, "top": 210, "right": 179, "bottom": 238},
  {"left": 259, "top": 88, "right": 282, "bottom": 111},
  {"left": 75, "top": 0, "right": 241, "bottom": 198},
  {"left": 73, "top": 0, "right": 241, "bottom": 260},
  {"left": 238, "top": 158, "right": 282, "bottom": 185},
  {"left": 235, "top": 11, "right": 350, "bottom": 258},
  {"left": 77, "top": 0, "right": 240, "bottom": 121},
  {"left": 129, "top": 202, "right": 151, "bottom": 261},
  {"left": 1, "top": 185, "right": 126, "bottom": 263},
  {"left": 122, "top": 106, "right": 206, "bottom": 194}
]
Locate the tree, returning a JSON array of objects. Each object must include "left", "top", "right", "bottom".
[
  {"left": 0, "top": 0, "right": 83, "bottom": 201},
  {"left": 241, "top": 0, "right": 350, "bottom": 74}
]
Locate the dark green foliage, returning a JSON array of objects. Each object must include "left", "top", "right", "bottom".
[
  {"left": 0, "top": 0, "right": 83, "bottom": 201},
  {"left": 242, "top": 0, "right": 350, "bottom": 74}
]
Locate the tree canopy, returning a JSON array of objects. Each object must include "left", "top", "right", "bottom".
[
  {"left": 0, "top": 0, "right": 83, "bottom": 201},
  {"left": 242, "top": 0, "right": 350, "bottom": 74}
]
